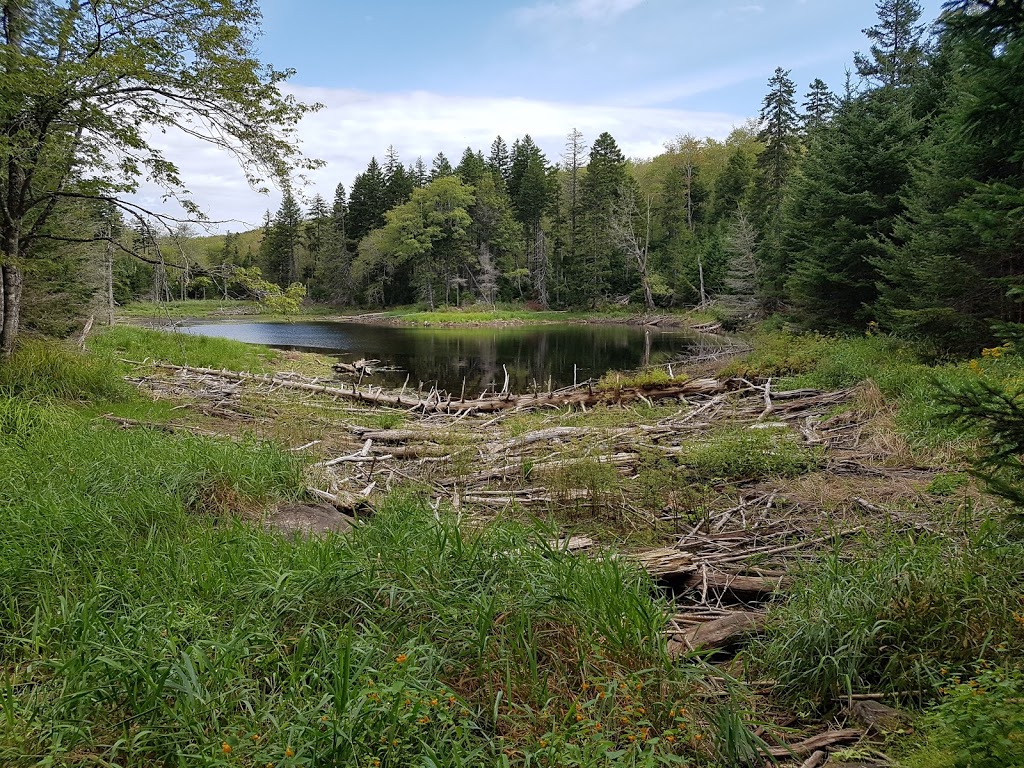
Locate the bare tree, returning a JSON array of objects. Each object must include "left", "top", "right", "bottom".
[
  {"left": 717, "top": 211, "right": 761, "bottom": 323},
  {"left": 610, "top": 185, "right": 656, "bottom": 310}
]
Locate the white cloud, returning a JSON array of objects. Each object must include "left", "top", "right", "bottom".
[
  {"left": 129, "top": 86, "right": 745, "bottom": 233},
  {"left": 515, "top": 0, "right": 646, "bottom": 24}
]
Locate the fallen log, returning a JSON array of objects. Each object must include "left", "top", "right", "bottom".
[
  {"left": 149, "top": 363, "right": 737, "bottom": 414},
  {"left": 766, "top": 729, "right": 862, "bottom": 758},
  {"left": 667, "top": 611, "right": 766, "bottom": 656},
  {"left": 681, "top": 571, "right": 788, "bottom": 600}
]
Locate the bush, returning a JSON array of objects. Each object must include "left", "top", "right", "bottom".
[{"left": 906, "top": 666, "right": 1024, "bottom": 768}]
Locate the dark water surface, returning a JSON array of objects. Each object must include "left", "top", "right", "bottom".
[{"left": 178, "top": 321, "right": 717, "bottom": 394}]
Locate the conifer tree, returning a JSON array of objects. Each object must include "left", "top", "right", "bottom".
[
  {"left": 431, "top": 152, "right": 454, "bottom": 180},
  {"left": 262, "top": 191, "right": 304, "bottom": 287},
  {"left": 854, "top": 0, "right": 929, "bottom": 88},
  {"left": 752, "top": 68, "right": 801, "bottom": 303},
  {"left": 304, "top": 194, "right": 329, "bottom": 283},
  {"left": 579, "top": 132, "right": 628, "bottom": 305},
  {"left": 383, "top": 146, "right": 415, "bottom": 209},
  {"left": 488, "top": 136, "right": 513, "bottom": 189},
  {"left": 315, "top": 183, "right": 352, "bottom": 304},
  {"left": 784, "top": 88, "right": 918, "bottom": 330},
  {"left": 456, "top": 148, "right": 488, "bottom": 185},
  {"left": 509, "top": 137, "right": 554, "bottom": 306},
  {"left": 802, "top": 78, "right": 837, "bottom": 132},
  {"left": 877, "top": 5, "right": 1024, "bottom": 351},
  {"left": 347, "top": 158, "right": 388, "bottom": 243}
]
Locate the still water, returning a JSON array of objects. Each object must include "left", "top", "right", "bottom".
[{"left": 178, "top": 321, "right": 716, "bottom": 394}]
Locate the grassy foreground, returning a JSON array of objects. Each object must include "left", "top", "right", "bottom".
[
  {"left": 2, "top": 326, "right": 1024, "bottom": 766},
  {"left": 0, "top": 342, "right": 742, "bottom": 767}
]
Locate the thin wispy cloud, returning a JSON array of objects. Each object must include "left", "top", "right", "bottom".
[{"left": 515, "top": 0, "right": 646, "bottom": 24}]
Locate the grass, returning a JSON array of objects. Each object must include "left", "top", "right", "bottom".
[
  {"left": 674, "top": 425, "right": 821, "bottom": 482},
  {"left": 748, "top": 515, "right": 1024, "bottom": 710},
  {"left": 89, "top": 326, "right": 281, "bottom": 373},
  {"left": 117, "top": 298, "right": 263, "bottom": 318},
  {"left": 0, "top": 344, "right": 757, "bottom": 767},
  {"left": 723, "top": 327, "right": 1024, "bottom": 449},
  {"left": 0, "top": 338, "right": 132, "bottom": 402}
]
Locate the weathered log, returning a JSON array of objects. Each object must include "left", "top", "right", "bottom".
[
  {"left": 681, "top": 570, "right": 787, "bottom": 599},
  {"left": 843, "top": 700, "right": 908, "bottom": 734},
  {"left": 150, "top": 363, "right": 736, "bottom": 414},
  {"left": 667, "top": 611, "right": 766, "bottom": 656},
  {"left": 799, "top": 750, "right": 828, "bottom": 768},
  {"left": 766, "top": 729, "right": 862, "bottom": 758}
]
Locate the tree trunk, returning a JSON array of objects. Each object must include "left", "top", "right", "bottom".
[
  {"left": 0, "top": 263, "right": 23, "bottom": 358},
  {"left": 105, "top": 225, "right": 115, "bottom": 325}
]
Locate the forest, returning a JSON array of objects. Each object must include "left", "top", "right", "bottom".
[{"left": 82, "top": 0, "right": 1020, "bottom": 356}]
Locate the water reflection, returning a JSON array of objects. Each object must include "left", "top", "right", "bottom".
[{"left": 178, "top": 321, "right": 715, "bottom": 394}]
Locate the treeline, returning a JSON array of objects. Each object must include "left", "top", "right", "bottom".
[
  {"left": 243, "top": 0, "right": 1024, "bottom": 354},
  {"left": 253, "top": 130, "right": 767, "bottom": 312}
]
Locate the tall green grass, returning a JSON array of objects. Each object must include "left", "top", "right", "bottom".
[
  {"left": 0, "top": 338, "right": 130, "bottom": 402},
  {"left": 0, "top": 397, "right": 738, "bottom": 766},
  {"left": 724, "top": 329, "right": 1024, "bottom": 447},
  {"left": 748, "top": 519, "right": 1024, "bottom": 709},
  {"left": 89, "top": 326, "right": 280, "bottom": 372}
]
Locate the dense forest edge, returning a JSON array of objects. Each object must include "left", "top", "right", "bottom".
[{"left": 3, "top": 0, "right": 1024, "bottom": 766}]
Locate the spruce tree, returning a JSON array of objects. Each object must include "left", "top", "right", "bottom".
[
  {"left": 383, "top": 146, "right": 415, "bottom": 209},
  {"left": 579, "top": 132, "right": 628, "bottom": 305},
  {"left": 802, "top": 78, "right": 837, "bottom": 133},
  {"left": 854, "top": 0, "right": 929, "bottom": 88},
  {"left": 509, "top": 137, "right": 553, "bottom": 306},
  {"left": 315, "top": 182, "right": 352, "bottom": 305},
  {"left": 431, "top": 152, "right": 454, "bottom": 180},
  {"left": 752, "top": 68, "right": 801, "bottom": 303},
  {"left": 262, "top": 190, "right": 304, "bottom": 287},
  {"left": 488, "top": 136, "right": 513, "bottom": 189},
  {"left": 456, "top": 147, "right": 488, "bottom": 185},
  {"left": 304, "top": 194, "right": 329, "bottom": 284},
  {"left": 347, "top": 157, "right": 388, "bottom": 243},
  {"left": 784, "top": 88, "right": 918, "bottom": 331},
  {"left": 877, "top": 7, "right": 1024, "bottom": 351}
]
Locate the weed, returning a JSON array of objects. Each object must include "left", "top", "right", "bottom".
[{"left": 905, "top": 665, "right": 1024, "bottom": 768}]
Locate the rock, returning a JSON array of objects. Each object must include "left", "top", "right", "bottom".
[{"left": 265, "top": 502, "right": 355, "bottom": 537}]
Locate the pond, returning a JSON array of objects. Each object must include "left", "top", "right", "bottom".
[{"left": 178, "top": 320, "right": 721, "bottom": 394}]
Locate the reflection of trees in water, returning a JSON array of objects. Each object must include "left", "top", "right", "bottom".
[{"left": 241, "top": 322, "right": 707, "bottom": 394}]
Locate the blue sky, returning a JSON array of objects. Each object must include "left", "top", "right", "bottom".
[{"left": 138, "top": 0, "right": 948, "bottom": 231}]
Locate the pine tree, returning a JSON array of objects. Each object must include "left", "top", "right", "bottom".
[
  {"left": 262, "top": 190, "right": 304, "bottom": 287},
  {"left": 877, "top": 7, "right": 1024, "bottom": 351},
  {"left": 784, "top": 88, "right": 918, "bottom": 331},
  {"left": 304, "top": 194, "right": 329, "bottom": 284},
  {"left": 488, "top": 136, "right": 513, "bottom": 188},
  {"left": 456, "top": 147, "right": 488, "bottom": 185},
  {"left": 431, "top": 152, "right": 454, "bottom": 180},
  {"left": 854, "top": 0, "right": 929, "bottom": 89},
  {"left": 557, "top": 128, "right": 587, "bottom": 302},
  {"left": 753, "top": 68, "right": 802, "bottom": 303},
  {"left": 315, "top": 182, "right": 353, "bottom": 304},
  {"left": 347, "top": 157, "right": 388, "bottom": 243},
  {"left": 579, "top": 132, "right": 628, "bottom": 305},
  {"left": 383, "top": 146, "right": 415, "bottom": 209},
  {"left": 509, "top": 137, "right": 554, "bottom": 306},
  {"left": 412, "top": 157, "right": 429, "bottom": 188},
  {"left": 802, "top": 78, "right": 837, "bottom": 133}
]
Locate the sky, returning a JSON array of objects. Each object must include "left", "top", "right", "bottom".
[{"left": 134, "top": 0, "right": 948, "bottom": 233}]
